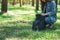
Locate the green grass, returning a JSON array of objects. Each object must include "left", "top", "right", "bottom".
[
  {"left": 0, "top": 5, "right": 60, "bottom": 40},
  {"left": 0, "top": 13, "right": 60, "bottom": 40}
]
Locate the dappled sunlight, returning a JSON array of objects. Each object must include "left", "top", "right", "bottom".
[
  {"left": 56, "top": 20, "right": 60, "bottom": 23},
  {"left": 0, "top": 11, "right": 60, "bottom": 40},
  {"left": 0, "top": 0, "right": 60, "bottom": 39},
  {"left": 8, "top": 5, "right": 35, "bottom": 11},
  {"left": 7, "top": 10, "right": 35, "bottom": 16},
  {"left": 0, "top": 10, "right": 60, "bottom": 40}
]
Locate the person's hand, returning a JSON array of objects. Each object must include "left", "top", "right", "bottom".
[
  {"left": 40, "top": 13, "right": 48, "bottom": 16},
  {"left": 40, "top": 13, "right": 45, "bottom": 16}
]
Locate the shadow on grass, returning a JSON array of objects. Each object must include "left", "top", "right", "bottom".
[
  {"left": 0, "top": 13, "right": 59, "bottom": 40},
  {"left": 8, "top": 7, "right": 34, "bottom": 11},
  {"left": 0, "top": 15, "right": 13, "bottom": 18},
  {"left": 55, "top": 23, "right": 60, "bottom": 29},
  {"left": 0, "top": 12, "right": 3, "bottom": 15},
  {"left": 0, "top": 21, "right": 32, "bottom": 40},
  {"left": 57, "top": 11, "right": 60, "bottom": 13},
  {"left": 0, "top": 20, "right": 60, "bottom": 40},
  {"left": 0, "top": 12, "right": 13, "bottom": 18}
]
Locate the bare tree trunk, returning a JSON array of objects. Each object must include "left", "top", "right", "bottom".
[
  {"left": 55, "top": 0, "right": 57, "bottom": 12},
  {"left": 36, "top": 0, "right": 39, "bottom": 10},
  {"left": 40, "top": 0, "right": 45, "bottom": 11},
  {"left": 32, "top": 0, "right": 34, "bottom": 6},
  {"left": 22, "top": 0, "right": 25, "bottom": 5},
  {"left": 19, "top": 0, "right": 22, "bottom": 7},
  {"left": 1, "top": 0, "right": 8, "bottom": 13},
  {"left": 12, "top": 0, "right": 15, "bottom": 5},
  {"left": 29, "top": 0, "right": 30, "bottom": 4}
]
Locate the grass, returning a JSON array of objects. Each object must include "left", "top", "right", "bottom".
[{"left": 0, "top": 5, "right": 60, "bottom": 40}]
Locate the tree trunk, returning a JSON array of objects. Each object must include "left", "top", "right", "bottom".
[
  {"left": 36, "top": 0, "right": 39, "bottom": 10},
  {"left": 29, "top": 0, "right": 30, "bottom": 4},
  {"left": 22, "top": 0, "right": 25, "bottom": 5},
  {"left": 40, "top": 0, "right": 45, "bottom": 11},
  {"left": 55, "top": 0, "right": 57, "bottom": 12},
  {"left": 19, "top": 0, "right": 22, "bottom": 7},
  {"left": 1, "top": 0, "right": 8, "bottom": 13},
  {"left": 32, "top": 0, "right": 34, "bottom": 6},
  {"left": 12, "top": 0, "right": 15, "bottom": 5}
]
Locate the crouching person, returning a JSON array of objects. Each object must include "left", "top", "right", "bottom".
[{"left": 32, "top": 0, "right": 57, "bottom": 30}]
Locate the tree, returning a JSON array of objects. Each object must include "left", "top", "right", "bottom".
[
  {"left": 12, "top": 0, "right": 16, "bottom": 5},
  {"left": 36, "top": 0, "right": 39, "bottom": 10},
  {"left": 1, "top": 0, "right": 8, "bottom": 13},
  {"left": 55, "top": 0, "right": 57, "bottom": 12},
  {"left": 22, "top": 0, "right": 25, "bottom": 5},
  {"left": 40, "top": 0, "right": 45, "bottom": 11},
  {"left": 32, "top": 0, "right": 34, "bottom": 6},
  {"left": 28, "top": 0, "right": 30, "bottom": 4},
  {"left": 19, "top": 0, "right": 22, "bottom": 7}
]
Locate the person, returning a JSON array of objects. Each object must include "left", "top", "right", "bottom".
[{"left": 40, "top": 0, "right": 57, "bottom": 29}]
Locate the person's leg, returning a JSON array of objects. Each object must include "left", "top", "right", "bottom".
[
  {"left": 48, "top": 23, "right": 54, "bottom": 29},
  {"left": 45, "top": 17, "right": 56, "bottom": 29}
]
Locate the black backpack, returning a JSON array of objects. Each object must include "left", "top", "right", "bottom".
[{"left": 32, "top": 14, "right": 46, "bottom": 30}]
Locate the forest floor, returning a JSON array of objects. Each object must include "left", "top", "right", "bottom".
[{"left": 0, "top": 5, "right": 60, "bottom": 40}]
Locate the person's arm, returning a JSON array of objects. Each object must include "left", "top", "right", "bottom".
[{"left": 46, "top": 2, "right": 56, "bottom": 16}]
